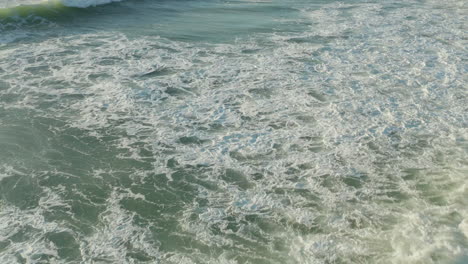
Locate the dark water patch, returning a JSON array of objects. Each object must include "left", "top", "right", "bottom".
[
  {"left": 0, "top": 80, "right": 9, "bottom": 90},
  {"left": 178, "top": 136, "right": 207, "bottom": 145},
  {"left": 137, "top": 67, "right": 174, "bottom": 79},
  {"left": 0, "top": 174, "right": 42, "bottom": 209},
  {"left": 221, "top": 168, "right": 252, "bottom": 190},
  {"left": 45, "top": 231, "right": 82, "bottom": 262}
]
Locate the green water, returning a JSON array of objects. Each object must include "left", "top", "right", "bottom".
[{"left": 0, "top": 0, "right": 467, "bottom": 263}]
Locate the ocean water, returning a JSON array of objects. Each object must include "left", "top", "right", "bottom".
[{"left": 0, "top": 0, "right": 467, "bottom": 263}]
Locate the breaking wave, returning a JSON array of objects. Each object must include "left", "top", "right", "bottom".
[{"left": 0, "top": 0, "right": 122, "bottom": 9}]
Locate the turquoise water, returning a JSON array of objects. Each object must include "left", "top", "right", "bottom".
[{"left": 0, "top": 0, "right": 467, "bottom": 263}]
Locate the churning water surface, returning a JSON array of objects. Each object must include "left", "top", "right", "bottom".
[{"left": 0, "top": 0, "right": 467, "bottom": 263}]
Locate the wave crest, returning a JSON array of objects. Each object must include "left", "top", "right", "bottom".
[{"left": 0, "top": 0, "right": 122, "bottom": 9}]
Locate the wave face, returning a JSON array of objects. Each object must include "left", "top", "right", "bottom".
[
  {"left": 1, "top": 0, "right": 467, "bottom": 263},
  {"left": 0, "top": 0, "right": 122, "bottom": 9},
  {"left": 61, "top": 0, "right": 122, "bottom": 8}
]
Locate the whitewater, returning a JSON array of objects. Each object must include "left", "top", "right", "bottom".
[{"left": 0, "top": 0, "right": 467, "bottom": 263}]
